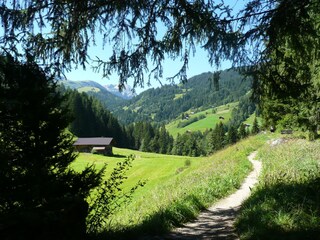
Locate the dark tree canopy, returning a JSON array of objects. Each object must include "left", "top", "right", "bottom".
[
  {"left": 0, "top": 0, "right": 279, "bottom": 86},
  {"left": 0, "top": 55, "right": 102, "bottom": 239},
  {"left": 1, "top": 1, "right": 318, "bottom": 82},
  {"left": 1, "top": 1, "right": 317, "bottom": 82},
  {"left": 1, "top": 0, "right": 319, "bottom": 133},
  {"left": 0, "top": 0, "right": 242, "bottom": 87}
]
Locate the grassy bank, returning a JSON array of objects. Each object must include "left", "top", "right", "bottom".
[
  {"left": 77, "top": 134, "right": 270, "bottom": 238},
  {"left": 236, "top": 138, "right": 320, "bottom": 239}
]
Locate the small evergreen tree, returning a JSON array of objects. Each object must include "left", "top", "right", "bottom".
[
  {"left": 252, "top": 117, "right": 260, "bottom": 134},
  {"left": 172, "top": 133, "right": 183, "bottom": 155},
  {"left": 227, "top": 125, "right": 238, "bottom": 144},
  {"left": 238, "top": 123, "right": 248, "bottom": 139},
  {"left": 209, "top": 122, "right": 226, "bottom": 153}
]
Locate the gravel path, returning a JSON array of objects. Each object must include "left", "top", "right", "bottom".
[{"left": 146, "top": 151, "right": 261, "bottom": 240}]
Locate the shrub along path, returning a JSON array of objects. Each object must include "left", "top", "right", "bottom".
[{"left": 146, "top": 151, "right": 261, "bottom": 240}]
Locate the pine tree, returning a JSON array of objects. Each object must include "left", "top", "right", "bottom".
[
  {"left": 238, "top": 123, "right": 248, "bottom": 139},
  {"left": 227, "top": 125, "right": 238, "bottom": 144},
  {"left": 209, "top": 122, "right": 226, "bottom": 153},
  {"left": 252, "top": 117, "right": 260, "bottom": 135},
  {"left": 0, "top": 55, "right": 101, "bottom": 239},
  {"left": 172, "top": 133, "right": 183, "bottom": 156}
]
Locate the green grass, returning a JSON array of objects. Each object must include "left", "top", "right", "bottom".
[
  {"left": 78, "top": 86, "right": 101, "bottom": 93},
  {"left": 166, "top": 102, "right": 237, "bottom": 137},
  {"left": 235, "top": 138, "right": 320, "bottom": 239},
  {"left": 76, "top": 134, "right": 270, "bottom": 238},
  {"left": 174, "top": 93, "right": 184, "bottom": 100}
]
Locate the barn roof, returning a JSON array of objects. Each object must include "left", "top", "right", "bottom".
[{"left": 74, "top": 137, "right": 113, "bottom": 146}]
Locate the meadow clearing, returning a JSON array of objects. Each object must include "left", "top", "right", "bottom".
[
  {"left": 166, "top": 102, "right": 237, "bottom": 137},
  {"left": 72, "top": 133, "right": 270, "bottom": 238}
]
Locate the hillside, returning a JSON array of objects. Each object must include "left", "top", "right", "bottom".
[
  {"left": 60, "top": 68, "right": 253, "bottom": 128},
  {"left": 60, "top": 80, "right": 126, "bottom": 109},
  {"left": 112, "top": 68, "right": 252, "bottom": 124},
  {"left": 166, "top": 102, "right": 238, "bottom": 137}
]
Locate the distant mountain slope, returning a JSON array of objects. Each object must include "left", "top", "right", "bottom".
[
  {"left": 166, "top": 102, "right": 238, "bottom": 137},
  {"left": 104, "top": 83, "right": 136, "bottom": 100},
  {"left": 60, "top": 80, "right": 126, "bottom": 109},
  {"left": 113, "top": 68, "right": 252, "bottom": 124}
]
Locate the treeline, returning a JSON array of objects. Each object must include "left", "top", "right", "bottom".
[
  {"left": 172, "top": 117, "right": 260, "bottom": 157},
  {"left": 66, "top": 89, "right": 128, "bottom": 147},
  {"left": 125, "top": 123, "right": 174, "bottom": 154},
  {"left": 64, "top": 89, "right": 174, "bottom": 154},
  {"left": 172, "top": 94, "right": 259, "bottom": 157},
  {"left": 64, "top": 88, "right": 259, "bottom": 157}
]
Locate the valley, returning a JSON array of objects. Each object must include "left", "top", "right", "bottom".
[
  {"left": 2, "top": 2, "right": 320, "bottom": 239},
  {"left": 59, "top": 68, "right": 320, "bottom": 239},
  {"left": 74, "top": 134, "right": 270, "bottom": 238}
]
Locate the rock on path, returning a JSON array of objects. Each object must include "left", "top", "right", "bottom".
[{"left": 147, "top": 151, "right": 261, "bottom": 240}]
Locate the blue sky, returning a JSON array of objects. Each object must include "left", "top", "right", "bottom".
[
  {"left": 65, "top": 0, "right": 244, "bottom": 94},
  {"left": 65, "top": 47, "right": 232, "bottom": 93}
]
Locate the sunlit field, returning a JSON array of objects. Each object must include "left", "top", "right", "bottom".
[{"left": 72, "top": 134, "right": 270, "bottom": 238}]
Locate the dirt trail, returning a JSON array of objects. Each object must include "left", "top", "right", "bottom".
[{"left": 148, "top": 151, "right": 261, "bottom": 240}]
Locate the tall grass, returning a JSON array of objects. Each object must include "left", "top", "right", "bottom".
[
  {"left": 235, "top": 138, "right": 320, "bottom": 239},
  {"left": 90, "top": 134, "right": 270, "bottom": 239}
]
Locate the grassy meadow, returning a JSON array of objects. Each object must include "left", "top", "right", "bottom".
[
  {"left": 73, "top": 133, "right": 270, "bottom": 238},
  {"left": 236, "top": 138, "right": 320, "bottom": 239},
  {"left": 166, "top": 102, "right": 237, "bottom": 137}
]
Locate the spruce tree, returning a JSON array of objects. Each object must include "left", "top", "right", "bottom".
[
  {"left": 227, "top": 126, "right": 238, "bottom": 144},
  {"left": 238, "top": 123, "right": 248, "bottom": 139},
  {"left": 0, "top": 55, "right": 101, "bottom": 239},
  {"left": 209, "top": 122, "right": 226, "bottom": 153},
  {"left": 252, "top": 117, "right": 260, "bottom": 135}
]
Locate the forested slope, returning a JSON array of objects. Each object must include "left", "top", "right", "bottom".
[{"left": 113, "top": 69, "right": 251, "bottom": 124}]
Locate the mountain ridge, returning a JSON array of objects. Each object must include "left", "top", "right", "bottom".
[
  {"left": 112, "top": 68, "right": 252, "bottom": 124},
  {"left": 60, "top": 68, "right": 252, "bottom": 125},
  {"left": 60, "top": 80, "right": 127, "bottom": 109}
]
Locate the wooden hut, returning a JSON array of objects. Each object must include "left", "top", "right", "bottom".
[{"left": 73, "top": 137, "right": 113, "bottom": 155}]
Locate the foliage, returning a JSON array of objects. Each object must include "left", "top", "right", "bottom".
[
  {"left": 1, "top": 0, "right": 319, "bottom": 139},
  {"left": 63, "top": 87, "right": 175, "bottom": 154},
  {"left": 248, "top": 0, "right": 320, "bottom": 138},
  {"left": 239, "top": 123, "right": 249, "bottom": 139},
  {"left": 171, "top": 131, "right": 205, "bottom": 157},
  {"left": 208, "top": 122, "right": 226, "bottom": 154},
  {"left": 227, "top": 125, "right": 238, "bottom": 144},
  {"left": 86, "top": 155, "right": 145, "bottom": 234},
  {"left": 169, "top": 107, "right": 262, "bottom": 157},
  {"left": 125, "top": 122, "right": 174, "bottom": 155},
  {"left": 0, "top": 55, "right": 102, "bottom": 239},
  {"left": 251, "top": 117, "right": 260, "bottom": 134},
  {"left": 0, "top": 0, "right": 242, "bottom": 87},
  {"left": 228, "top": 94, "right": 256, "bottom": 129},
  {"left": 236, "top": 139, "right": 320, "bottom": 239}
]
